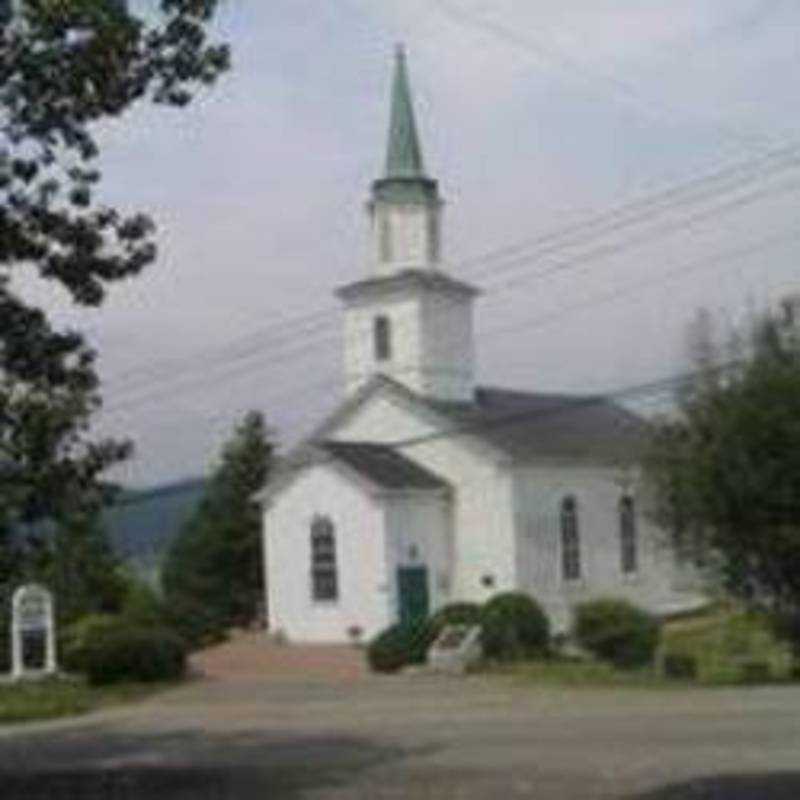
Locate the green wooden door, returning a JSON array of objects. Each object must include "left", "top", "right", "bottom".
[{"left": 397, "top": 566, "right": 429, "bottom": 626}]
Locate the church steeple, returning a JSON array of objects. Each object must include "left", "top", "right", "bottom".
[
  {"left": 385, "top": 45, "right": 425, "bottom": 179},
  {"left": 336, "top": 48, "right": 479, "bottom": 403}
]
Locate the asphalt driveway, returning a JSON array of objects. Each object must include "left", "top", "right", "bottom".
[{"left": 1, "top": 636, "right": 799, "bottom": 799}]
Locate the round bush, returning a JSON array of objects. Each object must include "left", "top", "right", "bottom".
[
  {"left": 60, "top": 614, "right": 120, "bottom": 674},
  {"left": 574, "top": 598, "right": 660, "bottom": 669},
  {"left": 480, "top": 592, "right": 550, "bottom": 661},
  {"left": 367, "top": 621, "right": 434, "bottom": 673},
  {"left": 429, "top": 602, "right": 482, "bottom": 636},
  {"left": 80, "top": 624, "right": 187, "bottom": 686}
]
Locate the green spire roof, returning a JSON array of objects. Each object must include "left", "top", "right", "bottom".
[
  {"left": 373, "top": 46, "right": 439, "bottom": 205},
  {"left": 385, "top": 45, "right": 425, "bottom": 179}
]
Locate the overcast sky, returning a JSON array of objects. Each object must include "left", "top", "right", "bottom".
[{"left": 27, "top": 0, "right": 800, "bottom": 487}]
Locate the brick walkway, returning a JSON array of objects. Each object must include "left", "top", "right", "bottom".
[{"left": 190, "top": 631, "right": 369, "bottom": 683}]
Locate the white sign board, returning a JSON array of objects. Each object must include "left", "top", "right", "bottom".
[
  {"left": 16, "top": 587, "right": 49, "bottom": 631},
  {"left": 427, "top": 624, "right": 482, "bottom": 675},
  {"left": 10, "top": 584, "right": 57, "bottom": 680}
]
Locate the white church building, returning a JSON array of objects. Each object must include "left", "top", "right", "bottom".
[{"left": 258, "top": 49, "right": 705, "bottom": 643}]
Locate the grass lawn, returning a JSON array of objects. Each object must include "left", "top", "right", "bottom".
[
  {"left": 0, "top": 677, "right": 178, "bottom": 725},
  {"left": 661, "top": 603, "right": 797, "bottom": 684},
  {"left": 492, "top": 659, "right": 675, "bottom": 688}
]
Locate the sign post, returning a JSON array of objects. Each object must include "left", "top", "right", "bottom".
[{"left": 11, "top": 584, "right": 57, "bottom": 680}]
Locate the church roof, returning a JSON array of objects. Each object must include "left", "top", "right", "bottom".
[
  {"left": 255, "top": 377, "right": 645, "bottom": 506},
  {"left": 423, "top": 386, "right": 646, "bottom": 460},
  {"left": 335, "top": 269, "right": 479, "bottom": 301},
  {"left": 311, "top": 374, "right": 645, "bottom": 464},
  {"left": 321, "top": 441, "right": 448, "bottom": 491}
]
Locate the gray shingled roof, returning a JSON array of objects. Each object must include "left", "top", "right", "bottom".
[
  {"left": 321, "top": 441, "right": 449, "bottom": 490},
  {"left": 257, "top": 377, "right": 647, "bottom": 507},
  {"left": 424, "top": 386, "right": 646, "bottom": 460}
]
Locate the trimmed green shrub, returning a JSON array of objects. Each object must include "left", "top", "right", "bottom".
[
  {"left": 574, "top": 598, "right": 660, "bottom": 670},
  {"left": 480, "top": 592, "right": 550, "bottom": 661},
  {"left": 60, "top": 614, "right": 120, "bottom": 674},
  {"left": 367, "top": 621, "right": 434, "bottom": 673},
  {"left": 62, "top": 614, "right": 187, "bottom": 685},
  {"left": 663, "top": 653, "right": 698, "bottom": 680},
  {"left": 429, "top": 602, "right": 482, "bottom": 636},
  {"left": 82, "top": 625, "right": 187, "bottom": 686}
]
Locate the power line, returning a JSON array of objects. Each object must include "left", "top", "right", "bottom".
[
  {"left": 482, "top": 175, "right": 800, "bottom": 294},
  {"left": 431, "top": 0, "right": 771, "bottom": 154},
  {"left": 100, "top": 140, "right": 800, "bottom": 399},
  {"left": 99, "top": 173, "right": 800, "bottom": 414},
  {"left": 458, "top": 142, "right": 800, "bottom": 279},
  {"left": 102, "top": 218, "right": 794, "bottom": 444},
  {"left": 482, "top": 226, "right": 800, "bottom": 342}
]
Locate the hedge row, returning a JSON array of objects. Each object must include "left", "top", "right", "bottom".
[{"left": 367, "top": 594, "right": 663, "bottom": 673}]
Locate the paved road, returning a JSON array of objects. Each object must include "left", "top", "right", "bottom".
[{"left": 1, "top": 639, "right": 799, "bottom": 799}]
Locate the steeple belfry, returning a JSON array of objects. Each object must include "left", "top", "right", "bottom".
[{"left": 369, "top": 45, "right": 442, "bottom": 276}]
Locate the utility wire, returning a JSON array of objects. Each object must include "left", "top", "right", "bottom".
[
  {"left": 103, "top": 144, "right": 800, "bottom": 400},
  {"left": 99, "top": 174, "right": 800, "bottom": 415},
  {"left": 103, "top": 220, "right": 795, "bottom": 441},
  {"left": 431, "top": 0, "right": 771, "bottom": 154},
  {"left": 101, "top": 140, "right": 800, "bottom": 398}
]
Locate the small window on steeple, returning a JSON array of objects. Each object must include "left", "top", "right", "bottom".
[
  {"left": 427, "top": 210, "right": 440, "bottom": 263},
  {"left": 374, "top": 315, "right": 391, "bottom": 361},
  {"left": 379, "top": 214, "right": 393, "bottom": 262}
]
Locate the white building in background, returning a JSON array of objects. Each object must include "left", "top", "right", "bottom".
[{"left": 257, "top": 48, "right": 705, "bottom": 643}]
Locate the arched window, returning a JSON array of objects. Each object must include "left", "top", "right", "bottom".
[
  {"left": 560, "top": 496, "right": 581, "bottom": 581},
  {"left": 310, "top": 515, "right": 338, "bottom": 602},
  {"left": 374, "top": 315, "right": 392, "bottom": 361},
  {"left": 619, "top": 495, "right": 638, "bottom": 574}
]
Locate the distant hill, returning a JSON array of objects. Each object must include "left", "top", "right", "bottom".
[{"left": 104, "top": 477, "right": 208, "bottom": 585}]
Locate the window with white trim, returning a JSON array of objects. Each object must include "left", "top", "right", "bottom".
[
  {"left": 310, "top": 515, "right": 338, "bottom": 602},
  {"left": 560, "top": 496, "right": 581, "bottom": 581},
  {"left": 619, "top": 495, "right": 638, "bottom": 574}
]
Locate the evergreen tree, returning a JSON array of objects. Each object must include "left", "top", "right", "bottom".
[
  {"left": 162, "top": 411, "right": 274, "bottom": 647},
  {"left": 36, "top": 510, "right": 128, "bottom": 626},
  {"left": 646, "top": 306, "right": 800, "bottom": 651}
]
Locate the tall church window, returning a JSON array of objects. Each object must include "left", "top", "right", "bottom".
[
  {"left": 311, "top": 515, "right": 338, "bottom": 602},
  {"left": 560, "top": 496, "right": 581, "bottom": 581},
  {"left": 379, "top": 214, "right": 392, "bottom": 262},
  {"left": 619, "top": 495, "right": 638, "bottom": 574},
  {"left": 374, "top": 315, "right": 392, "bottom": 361}
]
